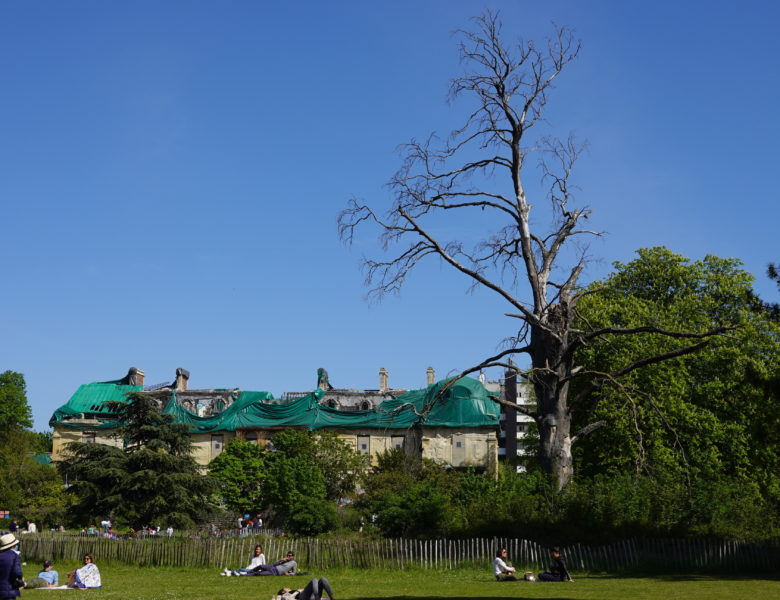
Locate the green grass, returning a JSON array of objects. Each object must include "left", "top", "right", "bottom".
[{"left": 21, "top": 564, "right": 780, "bottom": 600}]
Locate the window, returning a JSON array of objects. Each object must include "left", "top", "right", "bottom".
[
  {"left": 357, "top": 435, "right": 370, "bottom": 454},
  {"left": 211, "top": 434, "right": 224, "bottom": 457},
  {"left": 83, "top": 432, "right": 96, "bottom": 444},
  {"left": 455, "top": 441, "right": 462, "bottom": 448},
  {"left": 360, "top": 401, "right": 371, "bottom": 410},
  {"left": 391, "top": 436, "right": 404, "bottom": 450}
]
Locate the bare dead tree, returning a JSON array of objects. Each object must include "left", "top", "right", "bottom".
[{"left": 339, "top": 11, "right": 731, "bottom": 489}]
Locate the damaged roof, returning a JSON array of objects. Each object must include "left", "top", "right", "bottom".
[{"left": 50, "top": 376, "right": 499, "bottom": 432}]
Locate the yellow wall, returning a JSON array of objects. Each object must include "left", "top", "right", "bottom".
[{"left": 53, "top": 425, "right": 498, "bottom": 474}]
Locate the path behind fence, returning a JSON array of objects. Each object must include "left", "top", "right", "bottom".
[{"left": 19, "top": 533, "right": 779, "bottom": 573}]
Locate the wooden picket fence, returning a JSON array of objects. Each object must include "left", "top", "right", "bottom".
[{"left": 18, "top": 533, "right": 780, "bottom": 573}]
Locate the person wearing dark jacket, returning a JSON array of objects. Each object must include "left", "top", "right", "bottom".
[
  {"left": 0, "top": 533, "right": 23, "bottom": 599},
  {"left": 538, "top": 546, "right": 573, "bottom": 582}
]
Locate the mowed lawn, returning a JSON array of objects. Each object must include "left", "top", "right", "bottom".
[{"left": 21, "top": 564, "right": 779, "bottom": 600}]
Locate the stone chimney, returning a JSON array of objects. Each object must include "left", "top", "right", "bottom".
[
  {"left": 426, "top": 366, "right": 435, "bottom": 386},
  {"left": 126, "top": 367, "right": 145, "bottom": 387},
  {"left": 379, "top": 368, "right": 388, "bottom": 393},
  {"left": 175, "top": 368, "right": 190, "bottom": 391}
]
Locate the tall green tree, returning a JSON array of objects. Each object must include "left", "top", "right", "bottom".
[
  {"left": 270, "top": 429, "right": 369, "bottom": 501},
  {"left": 572, "top": 247, "right": 780, "bottom": 538},
  {"left": 209, "top": 438, "right": 266, "bottom": 513},
  {"left": 0, "top": 371, "right": 68, "bottom": 527},
  {"left": 0, "top": 371, "right": 32, "bottom": 433},
  {"left": 59, "top": 393, "right": 215, "bottom": 529},
  {"left": 208, "top": 430, "right": 365, "bottom": 535}
]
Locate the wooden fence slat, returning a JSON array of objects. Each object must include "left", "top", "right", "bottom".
[{"left": 17, "top": 533, "right": 779, "bottom": 573}]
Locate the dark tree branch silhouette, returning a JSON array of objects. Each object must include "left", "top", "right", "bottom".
[{"left": 339, "top": 11, "right": 731, "bottom": 488}]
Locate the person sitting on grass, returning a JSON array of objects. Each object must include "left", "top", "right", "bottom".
[
  {"left": 67, "top": 554, "right": 102, "bottom": 589},
  {"left": 492, "top": 548, "right": 518, "bottom": 581},
  {"left": 242, "top": 551, "right": 297, "bottom": 576},
  {"left": 537, "top": 546, "right": 573, "bottom": 582},
  {"left": 276, "top": 577, "right": 334, "bottom": 600},
  {"left": 24, "top": 560, "right": 59, "bottom": 588},
  {"left": 222, "top": 545, "right": 266, "bottom": 576}
]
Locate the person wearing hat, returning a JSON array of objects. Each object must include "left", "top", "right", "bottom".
[
  {"left": 23, "top": 561, "right": 59, "bottom": 589},
  {"left": 0, "top": 533, "right": 24, "bottom": 599}
]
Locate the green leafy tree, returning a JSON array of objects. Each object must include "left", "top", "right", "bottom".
[
  {"left": 261, "top": 450, "right": 334, "bottom": 535},
  {"left": 572, "top": 247, "right": 780, "bottom": 538},
  {"left": 0, "top": 428, "right": 70, "bottom": 527},
  {"left": 269, "top": 429, "right": 369, "bottom": 501},
  {"left": 30, "top": 430, "right": 53, "bottom": 454},
  {"left": 0, "top": 371, "right": 32, "bottom": 433},
  {"left": 59, "top": 393, "right": 215, "bottom": 529},
  {"left": 209, "top": 438, "right": 266, "bottom": 512},
  {"left": 375, "top": 480, "right": 454, "bottom": 538},
  {"left": 359, "top": 449, "right": 459, "bottom": 538},
  {"left": 0, "top": 372, "right": 68, "bottom": 528},
  {"left": 58, "top": 442, "right": 126, "bottom": 525}
]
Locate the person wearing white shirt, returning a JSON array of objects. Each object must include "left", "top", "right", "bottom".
[
  {"left": 222, "top": 545, "right": 266, "bottom": 576},
  {"left": 492, "top": 548, "right": 518, "bottom": 581}
]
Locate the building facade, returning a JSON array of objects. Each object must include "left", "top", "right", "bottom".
[{"left": 50, "top": 367, "right": 501, "bottom": 473}]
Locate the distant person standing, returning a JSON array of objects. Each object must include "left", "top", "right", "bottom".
[
  {"left": 25, "top": 522, "right": 36, "bottom": 535},
  {"left": 7, "top": 523, "right": 17, "bottom": 535}
]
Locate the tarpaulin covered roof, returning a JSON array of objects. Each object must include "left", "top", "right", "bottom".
[
  {"left": 50, "top": 376, "right": 499, "bottom": 432},
  {"left": 49, "top": 380, "right": 142, "bottom": 429}
]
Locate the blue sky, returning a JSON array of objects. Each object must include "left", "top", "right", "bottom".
[{"left": 2, "top": 1, "right": 778, "bottom": 430}]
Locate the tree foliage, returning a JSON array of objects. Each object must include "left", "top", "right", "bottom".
[
  {"left": 0, "top": 370, "right": 32, "bottom": 433},
  {"left": 209, "top": 438, "right": 266, "bottom": 512},
  {"left": 59, "top": 393, "right": 215, "bottom": 529},
  {"left": 208, "top": 429, "right": 366, "bottom": 536},
  {"left": 0, "top": 371, "right": 68, "bottom": 527},
  {"left": 571, "top": 247, "right": 780, "bottom": 536}
]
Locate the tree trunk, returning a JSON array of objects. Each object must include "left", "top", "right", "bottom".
[{"left": 531, "top": 310, "right": 574, "bottom": 490}]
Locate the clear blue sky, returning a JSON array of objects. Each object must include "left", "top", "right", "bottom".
[{"left": 2, "top": 1, "right": 778, "bottom": 430}]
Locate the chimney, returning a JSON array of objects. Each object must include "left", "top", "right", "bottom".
[
  {"left": 379, "top": 368, "right": 388, "bottom": 393},
  {"left": 127, "top": 367, "right": 145, "bottom": 388},
  {"left": 175, "top": 368, "right": 190, "bottom": 391},
  {"left": 426, "top": 366, "right": 435, "bottom": 386}
]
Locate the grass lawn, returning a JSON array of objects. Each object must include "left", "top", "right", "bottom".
[{"left": 21, "top": 563, "right": 779, "bottom": 600}]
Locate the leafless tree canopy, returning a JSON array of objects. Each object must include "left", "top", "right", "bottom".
[{"left": 339, "top": 12, "right": 730, "bottom": 488}]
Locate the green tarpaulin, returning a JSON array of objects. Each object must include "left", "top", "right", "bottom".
[{"left": 50, "top": 376, "right": 499, "bottom": 432}]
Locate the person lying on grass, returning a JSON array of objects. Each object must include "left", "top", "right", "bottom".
[
  {"left": 222, "top": 545, "right": 266, "bottom": 576},
  {"left": 276, "top": 577, "right": 334, "bottom": 600},
  {"left": 24, "top": 560, "right": 59, "bottom": 588},
  {"left": 239, "top": 551, "right": 297, "bottom": 576}
]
